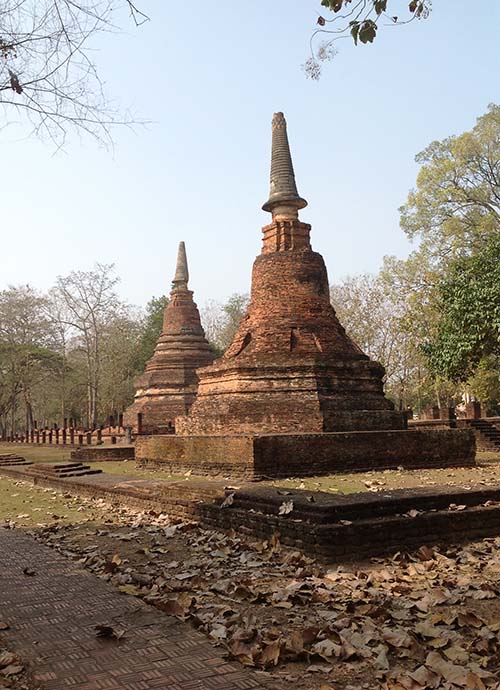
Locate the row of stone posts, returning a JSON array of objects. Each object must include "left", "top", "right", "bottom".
[
  {"left": 421, "top": 401, "right": 482, "bottom": 421},
  {"left": 1, "top": 414, "right": 125, "bottom": 445}
]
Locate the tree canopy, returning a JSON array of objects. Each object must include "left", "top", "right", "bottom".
[{"left": 425, "top": 235, "right": 500, "bottom": 383}]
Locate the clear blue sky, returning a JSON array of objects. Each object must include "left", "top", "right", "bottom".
[{"left": 2, "top": 1, "right": 499, "bottom": 310}]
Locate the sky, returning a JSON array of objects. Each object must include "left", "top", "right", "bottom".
[{"left": 1, "top": 1, "right": 499, "bottom": 311}]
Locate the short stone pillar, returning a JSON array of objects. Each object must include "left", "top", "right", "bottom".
[
  {"left": 69, "top": 428, "right": 75, "bottom": 445},
  {"left": 440, "top": 406, "right": 455, "bottom": 421},
  {"left": 86, "top": 432, "right": 92, "bottom": 445},
  {"left": 466, "top": 401, "right": 482, "bottom": 419},
  {"left": 118, "top": 413, "right": 123, "bottom": 429},
  {"left": 30, "top": 430, "right": 35, "bottom": 443},
  {"left": 42, "top": 430, "right": 47, "bottom": 444},
  {"left": 424, "top": 406, "right": 441, "bottom": 420},
  {"left": 124, "top": 427, "right": 132, "bottom": 444},
  {"left": 48, "top": 430, "right": 53, "bottom": 444},
  {"left": 109, "top": 414, "right": 115, "bottom": 429},
  {"left": 62, "top": 429, "right": 67, "bottom": 445},
  {"left": 111, "top": 435, "right": 117, "bottom": 445},
  {"left": 78, "top": 433, "right": 83, "bottom": 446},
  {"left": 55, "top": 428, "right": 60, "bottom": 444},
  {"left": 36, "top": 430, "right": 40, "bottom": 444},
  {"left": 96, "top": 429, "right": 103, "bottom": 445}
]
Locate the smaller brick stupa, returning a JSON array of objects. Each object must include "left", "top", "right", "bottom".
[{"left": 123, "top": 242, "right": 214, "bottom": 434}]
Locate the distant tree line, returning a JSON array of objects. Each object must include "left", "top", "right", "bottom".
[{"left": 0, "top": 267, "right": 249, "bottom": 437}]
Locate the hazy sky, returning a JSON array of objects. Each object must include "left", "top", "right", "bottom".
[{"left": 2, "top": 1, "right": 499, "bottom": 311}]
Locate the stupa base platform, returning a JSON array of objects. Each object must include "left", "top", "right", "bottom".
[{"left": 135, "top": 428, "right": 475, "bottom": 480}]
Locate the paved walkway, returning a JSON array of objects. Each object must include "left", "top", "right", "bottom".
[{"left": 0, "top": 529, "right": 279, "bottom": 690}]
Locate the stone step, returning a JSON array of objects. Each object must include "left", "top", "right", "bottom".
[
  {"left": 25, "top": 462, "right": 102, "bottom": 478},
  {"left": 0, "top": 455, "right": 32, "bottom": 467}
]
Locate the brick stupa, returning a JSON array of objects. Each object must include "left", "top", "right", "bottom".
[
  {"left": 177, "top": 112, "right": 403, "bottom": 435},
  {"left": 124, "top": 242, "right": 214, "bottom": 434},
  {"left": 136, "top": 115, "right": 475, "bottom": 478}
]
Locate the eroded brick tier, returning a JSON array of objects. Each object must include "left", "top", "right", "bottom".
[
  {"left": 177, "top": 115, "right": 404, "bottom": 435},
  {"left": 124, "top": 242, "right": 214, "bottom": 433}
]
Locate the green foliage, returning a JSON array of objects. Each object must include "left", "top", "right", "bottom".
[
  {"left": 425, "top": 235, "right": 500, "bottom": 382},
  {"left": 133, "top": 295, "right": 169, "bottom": 372},
  {"left": 308, "top": 1, "right": 431, "bottom": 79},
  {"left": 400, "top": 104, "right": 500, "bottom": 269}
]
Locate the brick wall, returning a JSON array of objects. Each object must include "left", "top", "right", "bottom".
[{"left": 137, "top": 428, "right": 475, "bottom": 479}]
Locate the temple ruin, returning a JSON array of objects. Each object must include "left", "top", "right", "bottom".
[
  {"left": 136, "top": 114, "right": 475, "bottom": 478},
  {"left": 123, "top": 242, "right": 214, "bottom": 434}
]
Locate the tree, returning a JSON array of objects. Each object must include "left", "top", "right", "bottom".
[
  {"left": 99, "top": 309, "right": 143, "bottom": 419},
  {"left": 306, "top": 0, "right": 431, "bottom": 78},
  {"left": 376, "top": 104, "right": 500, "bottom": 411},
  {"left": 330, "top": 273, "right": 427, "bottom": 411},
  {"left": 400, "top": 104, "right": 500, "bottom": 270},
  {"left": 53, "top": 263, "right": 122, "bottom": 428},
  {"left": 425, "top": 235, "right": 500, "bottom": 383},
  {"left": 0, "top": 1, "right": 148, "bottom": 146},
  {"left": 0, "top": 285, "right": 59, "bottom": 435},
  {"left": 133, "top": 295, "right": 169, "bottom": 372},
  {"left": 201, "top": 293, "right": 249, "bottom": 356}
]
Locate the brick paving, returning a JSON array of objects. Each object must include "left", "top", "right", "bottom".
[{"left": 0, "top": 529, "right": 280, "bottom": 690}]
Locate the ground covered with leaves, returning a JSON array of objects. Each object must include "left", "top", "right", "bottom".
[
  {"left": 24, "top": 493, "right": 500, "bottom": 690},
  {"left": 2, "top": 467, "right": 500, "bottom": 689}
]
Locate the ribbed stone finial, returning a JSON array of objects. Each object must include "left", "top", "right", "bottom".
[
  {"left": 172, "top": 241, "right": 189, "bottom": 290},
  {"left": 262, "top": 112, "right": 307, "bottom": 218}
]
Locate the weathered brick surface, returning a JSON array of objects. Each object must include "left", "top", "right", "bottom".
[
  {"left": 123, "top": 244, "right": 213, "bottom": 434},
  {"left": 137, "top": 428, "right": 475, "bottom": 479},
  {"left": 178, "top": 246, "right": 403, "bottom": 436},
  {"left": 71, "top": 446, "right": 135, "bottom": 461},
  {"left": 0, "top": 529, "right": 279, "bottom": 690}
]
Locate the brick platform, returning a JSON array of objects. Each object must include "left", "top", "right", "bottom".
[
  {"left": 136, "top": 428, "right": 475, "bottom": 479},
  {"left": 2, "top": 461, "right": 500, "bottom": 560},
  {"left": 0, "top": 529, "right": 279, "bottom": 690},
  {"left": 70, "top": 446, "right": 135, "bottom": 462}
]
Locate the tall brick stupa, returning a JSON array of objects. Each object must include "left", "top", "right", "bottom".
[
  {"left": 123, "top": 242, "right": 214, "bottom": 434},
  {"left": 137, "top": 115, "right": 474, "bottom": 478},
  {"left": 177, "top": 113, "right": 403, "bottom": 435}
]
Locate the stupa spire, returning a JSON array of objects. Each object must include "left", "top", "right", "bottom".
[
  {"left": 262, "top": 112, "right": 308, "bottom": 219},
  {"left": 172, "top": 241, "right": 189, "bottom": 291}
]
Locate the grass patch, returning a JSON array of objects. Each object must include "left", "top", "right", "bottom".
[
  {"left": 91, "top": 460, "right": 181, "bottom": 481},
  {"left": 268, "top": 452, "right": 500, "bottom": 494},
  {"left": 0, "top": 442, "right": 73, "bottom": 463},
  {"left": 0, "top": 474, "right": 105, "bottom": 528}
]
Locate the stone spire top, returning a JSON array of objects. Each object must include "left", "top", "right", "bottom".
[
  {"left": 262, "top": 112, "right": 308, "bottom": 219},
  {"left": 172, "top": 241, "right": 189, "bottom": 291}
]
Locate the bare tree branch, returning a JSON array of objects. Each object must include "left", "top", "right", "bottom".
[{"left": 0, "top": 0, "right": 149, "bottom": 146}]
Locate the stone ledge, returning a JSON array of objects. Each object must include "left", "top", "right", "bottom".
[
  {"left": 70, "top": 446, "right": 135, "bottom": 462},
  {"left": 136, "top": 429, "right": 475, "bottom": 479}
]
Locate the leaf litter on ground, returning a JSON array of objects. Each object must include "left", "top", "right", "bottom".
[{"left": 30, "top": 492, "right": 500, "bottom": 690}]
